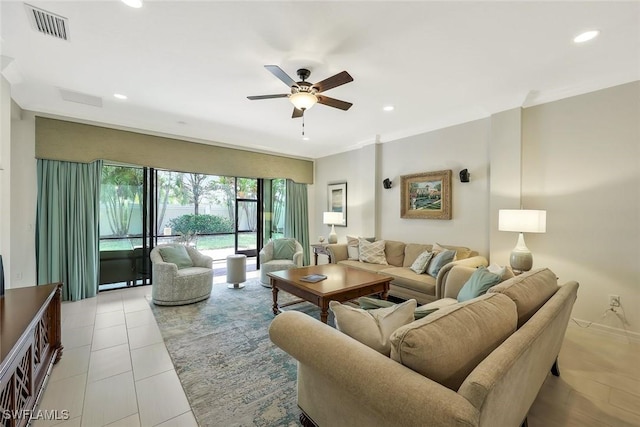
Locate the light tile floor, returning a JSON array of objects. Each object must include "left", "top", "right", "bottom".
[{"left": 35, "top": 272, "right": 639, "bottom": 427}]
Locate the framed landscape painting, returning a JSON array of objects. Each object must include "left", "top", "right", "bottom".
[
  {"left": 327, "top": 182, "right": 347, "bottom": 226},
  {"left": 400, "top": 170, "right": 452, "bottom": 220}
]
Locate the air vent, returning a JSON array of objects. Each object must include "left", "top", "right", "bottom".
[
  {"left": 24, "top": 4, "right": 69, "bottom": 41},
  {"left": 59, "top": 89, "right": 103, "bottom": 108}
]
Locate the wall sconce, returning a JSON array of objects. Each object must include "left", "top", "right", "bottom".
[
  {"left": 382, "top": 178, "right": 392, "bottom": 189},
  {"left": 459, "top": 169, "right": 470, "bottom": 183}
]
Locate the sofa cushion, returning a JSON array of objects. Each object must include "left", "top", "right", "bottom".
[
  {"left": 409, "top": 251, "right": 434, "bottom": 274},
  {"left": 337, "top": 260, "right": 391, "bottom": 273},
  {"left": 427, "top": 249, "right": 456, "bottom": 277},
  {"left": 390, "top": 293, "right": 517, "bottom": 391},
  {"left": 457, "top": 267, "right": 503, "bottom": 302},
  {"left": 330, "top": 299, "right": 417, "bottom": 356},
  {"left": 384, "top": 240, "right": 406, "bottom": 267},
  {"left": 488, "top": 268, "right": 558, "bottom": 327},
  {"left": 402, "top": 244, "right": 433, "bottom": 267},
  {"left": 358, "top": 239, "right": 388, "bottom": 265},
  {"left": 273, "top": 238, "right": 297, "bottom": 260},
  {"left": 381, "top": 267, "right": 436, "bottom": 296},
  {"left": 158, "top": 245, "right": 193, "bottom": 269}
]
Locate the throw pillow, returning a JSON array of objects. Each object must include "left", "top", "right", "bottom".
[
  {"left": 433, "top": 242, "right": 458, "bottom": 260},
  {"left": 409, "top": 250, "right": 434, "bottom": 274},
  {"left": 273, "top": 238, "right": 297, "bottom": 260},
  {"left": 358, "top": 239, "right": 387, "bottom": 265},
  {"left": 426, "top": 249, "right": 456, "bottom": 277},
  {"left": 347, "top": 235, "right": 360, "bottom": 260},
  {"left": 487, "top": 263, "right": 516, "bottom": 281},
  {"left": 414, "top": 298, "right": 458, "bottom": 319},
  {"left": 158, "top": 246, "right": 193, "bottom": 269},
  {"left": 330, "top": 299, "right": 417, "bottom": 356},
  {"left": 457, "top": 267, "right": 503, "bottom": 302},
  {"left": 357, "top": 296, "right": 396, "bottom": 310}
]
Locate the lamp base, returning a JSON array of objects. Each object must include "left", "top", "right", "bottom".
[
  {"left": 510, "top": 232, "right": 533, "bottom": 272},
  {"left": 328, "top": 224, "right": 337, "bottom": 244}
]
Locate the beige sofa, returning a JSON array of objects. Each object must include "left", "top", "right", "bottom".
[
  {"left": 326, "top": 240, "right": 488, "bottom": 303},
  {"left": 269, "top": 268, "right": 579, "bottom": 427}
]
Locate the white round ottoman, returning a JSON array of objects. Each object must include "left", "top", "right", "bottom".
[{"left": 226, "top": 254, "right": 246, "bottom": 289}]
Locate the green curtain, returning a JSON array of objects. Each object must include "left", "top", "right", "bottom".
[
  {"left": 284, "top": 180, "right": 310, "bottom": 266},
  {"left": 37, "top": 159, "right": 103, "bottom": 301}
]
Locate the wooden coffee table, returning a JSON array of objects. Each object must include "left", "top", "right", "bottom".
[{"left": 268, "top": 264, "right": 392, "bottom": 323}]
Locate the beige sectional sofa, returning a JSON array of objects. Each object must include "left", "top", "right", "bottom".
[
  {"left": 326, "top": 240, "right": 488, "bottom": 303},
  {"left": 269, "top": 267, "right": 579, "bottom": 427}
]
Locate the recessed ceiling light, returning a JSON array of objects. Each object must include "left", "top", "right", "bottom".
[
  {"left": 121, "top": 0, "right": 143, "bottom": 8},
  {"left": 113, "top": 93, "right": 127, "bottom": 100},
  {"left": 302, "top": 137, "right": 310, "bottom": 141},
  {"left": 574, "top": 30, "right": 600, "bottom": 44},
  {"left": 383, "top": 105, "right": 394, "bottom": 112}
]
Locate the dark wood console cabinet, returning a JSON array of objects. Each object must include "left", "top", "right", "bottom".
[{"left": 0, "top": 283, "right": 63, "bottom": 427}]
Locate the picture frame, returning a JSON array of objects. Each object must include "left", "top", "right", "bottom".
[
  {"left": 400, "top": 170, "right": 452, "bottom": 220},
  {"left": 327, "top": 182, "right": 347, "bottom": 226}
]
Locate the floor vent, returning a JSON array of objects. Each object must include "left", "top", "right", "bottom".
[{"left": 24, "top": 4, "right": 69, "bottom": 41}]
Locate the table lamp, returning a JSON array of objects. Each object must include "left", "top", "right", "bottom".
[
  {"left": 323, "top": 212, "right": 343, "bottom": 244},
  {"left": 498, "top": 209, "right": 546, "bottom": 272}
]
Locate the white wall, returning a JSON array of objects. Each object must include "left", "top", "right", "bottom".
[
  {"left": 0, "top": 76, "right": 11, "bottom": 286},
  {"left": 522, "top": 81, "right": 640, "bottom": 336},
  {"left": 10, "top": 110, "right": 37, "bottom": 287}
]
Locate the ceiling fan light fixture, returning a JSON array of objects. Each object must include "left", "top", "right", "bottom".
[{"left": 290, "top": 92, "right": 317, "bottom": 111}]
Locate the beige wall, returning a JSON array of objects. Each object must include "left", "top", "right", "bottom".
[
  {"left": 314, "top": 81, "right": 640, "bottom": 337},
  {"left": 522, "top": 81, "right": 640, "bottom": 336}
]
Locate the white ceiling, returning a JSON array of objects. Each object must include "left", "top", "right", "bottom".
[{"left": 1, "top": 1, "right": 639, "bottom": 159}]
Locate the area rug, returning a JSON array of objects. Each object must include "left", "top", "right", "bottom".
[{"left": 150, "top": 279, "right": 335, "bottom": 427}]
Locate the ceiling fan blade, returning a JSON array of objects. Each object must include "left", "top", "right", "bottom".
[
  {"left": 265, "top": 65, "right": 298, "bottom": 88},
  {"left": 317, "top": 95, "right": 353, "bottom": 111},
  {"left": 312, "top": 71, "right": 353, "bottom": 93},
  {"left": 292, "top": 107, "right": 304, "bottom": 119},
  {"left": 247, "top": 94, "right": 289, "bottom": 100}
]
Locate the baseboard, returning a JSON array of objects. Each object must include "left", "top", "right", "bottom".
[{"left": 569, "top": 318, "right": 640, "bottom": 343}]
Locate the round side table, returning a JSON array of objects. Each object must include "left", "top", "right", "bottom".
[{"left": 226, "top": 254, "right": 247, "bottom": 289}]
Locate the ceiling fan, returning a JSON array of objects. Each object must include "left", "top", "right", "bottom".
[{"left": 247, "top": 65, "right": 354, "bottom": 118}]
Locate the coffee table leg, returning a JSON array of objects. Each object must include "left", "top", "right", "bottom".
[
  {"left": 320, "top": 300, "right": 329, "bottom": 324},
  {"left": 271, "top": 279, "right": 280, "bottom": 316},
  {"left": 380, "top": 284, "right": 389, "bottom": 300}
]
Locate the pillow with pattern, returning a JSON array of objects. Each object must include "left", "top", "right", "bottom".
[
  {"left": 409, "top": 250, "right": 434, "bottom": 274},
  {"left": 358, "top": 239, "right": 387, "bottom": 265}
]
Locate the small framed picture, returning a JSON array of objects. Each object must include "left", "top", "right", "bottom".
[{"left": 327, "top": 182, "right": 347, "bottom": 226}]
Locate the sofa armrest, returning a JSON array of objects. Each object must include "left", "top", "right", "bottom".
[
  {"left": 435, "top": 256, "right": 488, "bottom": 299},
  {"left": 441, "top": 265, "right": 477, "bottom": 299},
  {"left": 269, "top": 311, "right": 479, "bottom": 426},
  {"left": 293, "top": 251, "right": 304, "bottom": 267},
  {"left": 152, "top": 261, "right": 178, "bottom": 276},
  {"left": 259, "top": 248, "right": 273, "bottom": 263},
  {"left": 326, "top": 243, "right": 348, "bottom": 263}
]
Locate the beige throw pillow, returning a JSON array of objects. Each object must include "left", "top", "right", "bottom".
[
  {"left": 347, "top": 235, "right": 360, "bottom": 260},
  {"left": 330, "top": 299, "right": 417, "bottom": 356},
  {"left": 358, "top": 239, "right": 387, "bottom": 265}
]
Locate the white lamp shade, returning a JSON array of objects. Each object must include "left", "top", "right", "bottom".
[
  {"left": 498, "top": 209, "right": 547, "bottom": 233},
  {"left": 290, "top": 92, "right": 317, "bottom": 110},
  {"left": 323, "top": 211, "right": 343, "bottom": 225}
]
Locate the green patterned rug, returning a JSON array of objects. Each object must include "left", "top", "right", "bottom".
[{"left": 150, "top": 279, "right": 334, "bottom": 427}]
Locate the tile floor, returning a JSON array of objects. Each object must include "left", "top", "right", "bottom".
[{"left": 34, "top": 272, "right": 639, "bottom": 427}]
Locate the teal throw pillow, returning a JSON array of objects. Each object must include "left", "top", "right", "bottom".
[
  {"left": 413, "top": 305, "right": 440, "bottom": 319},
  {"left": 409, "top": 250, "right": 434, "bottom": 274},
  {"left": 158, "top": 246, "right": 193, "bottom": 269},
  {"left": 457, "top": 267, "right": 502, "bottom": 302},
  {"left": 273, "top": 238, "right": 297, "bottom": 260},
  {"left": 426, "top": 249, "right": 456, "bottom": 277}
]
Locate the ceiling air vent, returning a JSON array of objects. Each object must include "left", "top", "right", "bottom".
[{"left": 24, "top": 4, "right": 69, "bottom": 41}]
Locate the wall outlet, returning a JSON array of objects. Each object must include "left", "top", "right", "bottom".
[{"left": 609, "top": 295, "right": 621, "bottom": 307}]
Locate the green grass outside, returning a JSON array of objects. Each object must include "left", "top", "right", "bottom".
[{"left": 100, "top": 233, "right": 258, "bottom": 251}]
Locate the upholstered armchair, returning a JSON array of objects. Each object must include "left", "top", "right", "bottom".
[
  {"left": 150, "top": 244, "right": 213, "bottom": 305},
  {"left": 259, "top": 238, "right": 304, "bottom": 287}
]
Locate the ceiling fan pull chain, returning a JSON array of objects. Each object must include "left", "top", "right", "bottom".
[{"left": 302, "top": 111, "right": 305, "bottom": 136}]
